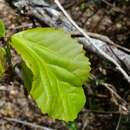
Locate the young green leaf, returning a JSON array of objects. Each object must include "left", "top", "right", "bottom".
[
  {"left": 0, "top": 19, "right": 5, "bottom": 38},
  {"left": 0, "top": 48, "right": 6, "bottom": 77},
  {"left": 10, "top": 28, "right": 91, "bottom": 121},
  {"left": 67, "top": 121, "right": 77, "bottom": 130},
  {"left": 21, "top": 63, "right": 33, "bottom": 92}
]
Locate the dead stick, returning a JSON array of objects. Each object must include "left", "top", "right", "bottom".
[
  {"left": 4, "top": 117, "right": 55, "bottom": 130},
  {"left": 54, "top": 0, "right": 130, "bottom": 84}
]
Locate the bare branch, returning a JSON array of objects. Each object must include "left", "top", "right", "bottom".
[
  {"left": 54, "top": 0, "right": 130, "bottom": 84},
  {"left": 4, "top": 117, "right": 55, "bottom": 130},
  {"left": 101, "top": 83, "right": 128, "bottom": 115},
  {"left": 115, "top": 114, "right": 122, "bottom": 130}
]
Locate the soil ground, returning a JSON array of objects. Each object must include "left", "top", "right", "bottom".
[{"left": 0, "top": 0, "right": 130, "bottom": 130}]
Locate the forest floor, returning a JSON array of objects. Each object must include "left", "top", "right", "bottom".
[{"left": 0, "top": 0, "right": 130, "bottom": 130}]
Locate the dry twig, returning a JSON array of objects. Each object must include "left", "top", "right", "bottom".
[
  {"left": 4, "top": 117, "right": 55, "bottom": 130},
  {"left": 100, "top": 83, "right": 128, "bottom": 115},
  {"left": 54, "top": 0, "right": 130, "bottom": 84},
  {"left": 115, "top": 114, "right": 122, "bottom": 130},
  {"left": 102, "top": 0, "right": 125, "bottom": 14}
]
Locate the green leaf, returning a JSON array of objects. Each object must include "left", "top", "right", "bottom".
[
  {"left": 21, "top": 63, "right": 33, "bottom": 92},
  {"left": 0, "top": 20, "right": 5, "bottom": 38},
  {"left": 0, "top": 48, "right": 6, "bottom": 77},
  {"left": 67, "top": 121, "right": 77, "bottom": 130},
  {"left": 10, "top": 28, "right": 91, "bottom": 121}
]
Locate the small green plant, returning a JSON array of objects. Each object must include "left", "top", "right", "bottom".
[
  {"left": 0, "top": 19, "right": 5, "bottom": 38},
  {"left": 0, "top": 20, "right": 91, "bottom": 121},
  {"left": 0, "top": 48, "right": 6, "bottom": 77},
  {"left": 67, "top": 121, "right": 77, "bottom": 130},
  {"left": 0, "top": 20, "right": 6, "bottom": 78}
]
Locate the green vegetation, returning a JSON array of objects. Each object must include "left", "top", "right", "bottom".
[{"left": 0, "top": 23, "right": 91, "bottom": 121}]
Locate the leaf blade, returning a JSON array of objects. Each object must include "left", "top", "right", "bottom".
[
  {"left": 10, "top": 28, "right": 91, "bottom": 121},
  {"left": 0, "top": 48, "right": 6, "bottom": 78},
  {"left": 0, "top": 20, "right": 5, "bottom": 38}
]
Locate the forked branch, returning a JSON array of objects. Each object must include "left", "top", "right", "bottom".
[{"left": 54, "top": 0, "right": 130, "bottom": 84}]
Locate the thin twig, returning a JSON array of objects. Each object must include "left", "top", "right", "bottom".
[
  {"left": 72, "top": 32, "right": 130, "bottom": 54},
  {"left": 85, "top": 32, "right": 130, "bottom": 54},
  {"left": 84, "top": 109, "right": 120, "bottom": 115},
  {"left": 9, "top": 23, "right": 33, "bottom": 30},
  {"left": 101, "top": 83, "right": 127, "bottom": 104},
  {"left": 101, "top": 83, "right": 128, "bottom": 115},
  {"left": 54, "top": 0, "right": 130, "bottom": 84},
  {"left": 115, "top": 114, "right": 122, "bottom": 130},
  {"left": 4, "top": 117, "right": 55, "bottom": 130},
  {"left": 102, "top": 0, "right": 125, "bottom": 15}
]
